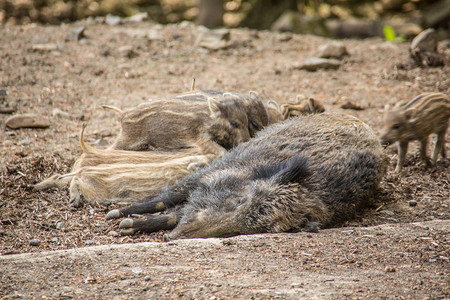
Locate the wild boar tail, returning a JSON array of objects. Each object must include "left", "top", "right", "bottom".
[
  {"left": 101, "top": 105, "right": 123, "bottom": 115},
  {"left": 79, "top": 124, "right": 95, "bottom": 154}
]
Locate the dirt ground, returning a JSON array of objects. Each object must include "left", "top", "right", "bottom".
[{"left": 0, "top": 17, "right": 449, "bottom": 298}]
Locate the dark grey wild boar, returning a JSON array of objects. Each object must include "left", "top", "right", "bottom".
[
  {"left": 107, "top": 113, "right": 388, "bottom": 239},
  {"left": 108, "top": 96, "right": 250, "bottom": 157},
  {"left": 380, "top": 92, "right": 450, "bottom": 172}
]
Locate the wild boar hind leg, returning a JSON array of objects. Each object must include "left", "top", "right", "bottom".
[
  {"left": 106, "top": 172, "right": 202, "bottom": 220},
  {"left": 119, "top": 211, "right": 181, "bottom": 235}
]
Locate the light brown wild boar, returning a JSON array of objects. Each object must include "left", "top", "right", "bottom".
[
  {"left": 34, "top": 125, "right": 212, "bottom": 207},
  {"left": 380, "top": 92, "right": 450, "bottom": 172},
  {"left": 280, "top": 95, "right": 326, "bottom": 119},
  {"left": 66, "top": 154, "right": 210, "bottom": 207},
  {"left": 108, "top": 96, "right": 250, "bottom": 156}
]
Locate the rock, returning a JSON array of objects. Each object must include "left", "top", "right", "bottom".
[
  {"left": 108, "top": 230, "right": 120, "bottom": 237},
  {"left": 197, "top": 28, "right": 236, "bottom": 51},
  {"left": 410, "top": 29, "right": 443, "bottom": 67},
  {"left": 17, "top": 139, "right": 32, "bottom": 146},
  {"left": 105, "top": 15, "right": 121, "bottom": 26},
  {"left": 56, "top": 221, "right": 66, "bottom": 229},
  {"left": 410, "top": 29, "right": 438, "bottom": 53},
  {"left": 29, "top": 239, "right": 40, "bottom": 246},
  {"left": 294, "top": 57, "right": 341, "bottom": 71},
  {"left": 326, "top": 18, "right": 383, "bottom": 39},
  {"left": 5, "top": 113, "right": 50, "bottom": 129},
  {"left": 52, "top": 108, "right": 70, "bottom": 118},
  {"left": 31, "top": 43, "right": 58, "bottom": 52},
  {"left": 408, "top": 200, "right": 418, "bottom": 207},
  {"left": 72, "top": 26, "right": 86, "bottom": 41},
  {"left": 317, "top": 42, "right": 349, "bottom": 59},
  {"left": 144, "top": 275, "right": 151, "bottom": 281},
  {"left": 126, "top": 12, "right": 148, "bottom": 23},
  {"left": 385, "top": 266, "right": 396, "bottom": 273},
  {"left": 85, "top": 240, "right": 96, "bottom": 245},
  {"left": 132, "top": 267, "right": 143, "bottom": 276}
]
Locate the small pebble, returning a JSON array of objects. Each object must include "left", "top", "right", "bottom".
[
  {"left": 385, "top": 266, "right": 396, "bottom": 273},
  {"left": 108, "top": 230, "right": 120, "bottom": 237},
  {"left": 408, "top": 200, "right": 417, "bottom": 207},
  {"left": 132, "top": 267, "right": 143, "bottom": 276},
  {"left": 29, "top": 239, "right": 40, "bottom": 246},
  {"left": 17, "top": 139, "right": 32, "bottom": 146},
  {"left": 85, "top": 240, "right": 95, "bottom": 245},
  {"left": 51, "top": 237, "right": 59, "bottom": 243},
  {"left": 144, "top": 275, "right": 151, "bottom": 281},
  {"left": 56, "top": 221, "right": 66, "bottom": 229}
]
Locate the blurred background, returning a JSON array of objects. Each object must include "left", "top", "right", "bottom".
[{"left": 1, "top": 0, "right": 449, "bottom": 38}]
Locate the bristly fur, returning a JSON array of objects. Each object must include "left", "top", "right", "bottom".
[
  {"left": 111, "top": 113, "right": 388, "bottom": 239},
  {"left": 380, "top": 92, "right": 450, "bottom": 172}
]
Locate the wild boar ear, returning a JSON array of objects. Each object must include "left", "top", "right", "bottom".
[
  {"left": 307, "top": 98, "right": 315, "bottom": 113},
  {"left": 295, "top": 94, "right": 306, "bottom": 104},
  {"left": 267, "top": 100, "right": 279, "bottom": 110},
  {"left": 207, "top": 97, "right": 222, "bottom": 117},
  {"left": 279, "top": 104, "right": 290, "bottom": 119},
  {"left": 404, "top": 108, "right": 414, "bottom": 120},
  {"left": 249, "top": 91, "right": 259, "bottom": 100}
]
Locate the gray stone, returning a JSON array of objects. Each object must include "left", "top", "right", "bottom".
[
  {"left": 197, "top": 28, "right": 235, "bottom": 50},
  {"left": 317, "top": 42, "right": 349, "bottom": 59},
  {"left": 52, "top": 108, "right": 70, "bottom": 118},
  {"left": 32, "top": 43, "right": 58, "bottom": 51},
  {"left": 5, "top": 113, "right": 50, "bottom": 129},
  {"left": 408, "top": 200, "right": 418, "bottom": 207},
  {"left": 29, "top": 239, "right": 40, "bottom": 246},
  {"left": 105, "top": 15, "right": 121, "bottom": 26},
  {"left": 295, "top": 57, "right": 341, "bottom": 71},
  {"left": 410, "top": 29, "right": 438, "bottom": 52},
  {"left": 72, "top": 26, "right": 86, "bottom": 41}
]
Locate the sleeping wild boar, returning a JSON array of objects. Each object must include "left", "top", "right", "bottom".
[
  {"left": 35, "top": 125, "right": 211, "bottom": 207},
  {"left": 108, "top": 96, "right": 250, "bottom": 157},
  {"left": 107, "top": 113, "right": 387, "bottom": 239}
]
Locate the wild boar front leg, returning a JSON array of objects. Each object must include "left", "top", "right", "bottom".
[
  {"left": 432, "top": 128, "right": 447, "bottom": 164},
  {"left": 196, "top": 137, "right": 227, "bottom": 157},
  {"left": 419, "top": 136, "right": 431, "bottom": 167},
  {"left": 119, "top": 211, "right": 181, "bottom": 236},
  {"left": 395, "top": 141, "right": 409, "bottom": 172}
]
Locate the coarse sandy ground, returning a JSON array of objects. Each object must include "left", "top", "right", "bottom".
[{"left": 0, "top": 18, "right": 449, "bottom": 298}]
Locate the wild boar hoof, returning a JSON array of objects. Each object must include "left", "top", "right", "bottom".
[
  {"left": 106, "top": 209, "right": 121, "bottom": 220},
  {"left": 120, "top": 228, "right": 138, "bottom": 236},
  {"left": 119, "top": 218, "right": 138, "bottom": 235},
  {"left": 119, "top": 218, "right": 134, "bottom": 229},
  {"left": 163, "top": 233, "right": 171, "bottom": 242}
]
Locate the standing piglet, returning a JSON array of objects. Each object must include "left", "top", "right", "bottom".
[
  {"left": 107, "top": 113, "right": 388, "bottom": 239},
  {"left": 380, "top": 92, "right": 450, "bottom": 172}
]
